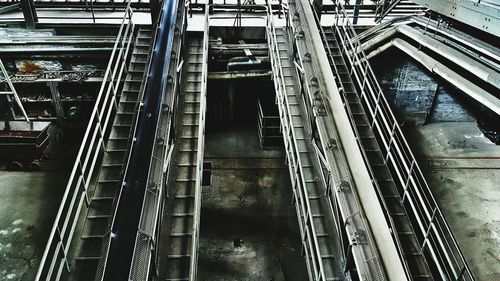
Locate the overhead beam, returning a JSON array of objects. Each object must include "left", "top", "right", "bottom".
[
  {"left": 412, "top": 0, "right": 500, "bottom": 37},
  {"left": 20, "top": 0, "right": 37, "bottom": 29},
  {"left": 208, "top": 70, "right": 271, "bottom": 79},
  {"left": 0, "top": 3, "right": 20, "bottom": 14}
]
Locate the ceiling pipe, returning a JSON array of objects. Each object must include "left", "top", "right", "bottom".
[
  {"left": 358, "top": 25, "right": 500, "bottom": 90},
  {"left": 364, "top": 38, "right": 500, "bottom": 115},
  {"left": 410, "top": 17, "right": 500, "bottom": 64}
]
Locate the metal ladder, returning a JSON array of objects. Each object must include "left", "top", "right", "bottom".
[
  {"left": 321, "top": 26, "right": 433, "bottom": 280},
  {"left": 72, "top": 27, "right": 152, "bottom": 280},
  {"left": 0, "top": 58, "right": 30, "bottom": 122},
  {"left": 270, "top": 25, "right": 343, "bottom": 281},
  {"left": 162, "top": 34, "right": 206, "bottom": 281}
]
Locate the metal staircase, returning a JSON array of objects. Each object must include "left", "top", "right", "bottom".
[
  {"left": 321, "top": 25, "right": 432, "bottom": 281},
  {"left": 161, "top": 32, "right": 207, "bottom": 281},
  {"left": 268, "top": 21, "right": 344, "bottom": 280},
  {"left": 318, "top": 1, "right": 475, "bottom": 280},
  {"left": 72, "top": 27, "right": 152, "bottom": 280}
]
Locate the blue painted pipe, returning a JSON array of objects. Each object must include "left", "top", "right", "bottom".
[{"left": 102, "top": 0, "right": 178, "bottom": 279}]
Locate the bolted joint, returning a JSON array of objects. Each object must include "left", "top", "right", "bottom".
[
  {"left": 327, "top": 138, "right": 337, "bottom": 150},
  {"left": 338, "top": 179, "right": 350, "bottom": 192},
  {"left": 303, "top": 52, "right": 312, "bottom": 62}
]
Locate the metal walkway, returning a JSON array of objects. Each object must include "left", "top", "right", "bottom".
[
  {"left": 317, "top": 1, "right": 475, "bottom": 280},
  {"left": 72, "top": 27, "right": 152, "bottom": 280},
  {"left": 268, "top": 22, "right": 344, "bottom": 280},
  {"left": 321, "top": 25, "right": 432, "bottom": 280},
  {"left": 160, "top": 31, "right": 207, "bottom": 281}
]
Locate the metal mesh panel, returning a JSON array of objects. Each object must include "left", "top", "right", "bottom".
[{"left": 129, "top": 232, "right": 151, "bottom": 280}]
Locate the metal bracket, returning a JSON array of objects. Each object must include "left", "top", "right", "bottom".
[{"left": 326, "top": 138, "right": 337, "bottom": 150}]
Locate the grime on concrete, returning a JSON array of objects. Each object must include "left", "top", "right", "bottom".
[{"left": 372, "top": 52, "right": 500, "bottom": 281}]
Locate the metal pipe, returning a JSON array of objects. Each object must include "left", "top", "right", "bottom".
[
  {"left": 365, "top": 38, "right": 500, "bottom": 115},
  {"left": 294, "top": 0, "right": 408, "bottom": 279},
  {"left": 360, "top": 24, "right": 500, "bottom": 90},
  {"left": 410, "top": 16, "right": 500, "bottom": 64},
  {"left": 101, "top": 0, "right": 179, "bottom": 279}
]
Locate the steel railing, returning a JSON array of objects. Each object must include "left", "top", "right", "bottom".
[
  {"left": 127, "top": 0, "right": 188, "bottom": 279},
  {"left": 374, "top": 0, "right": 401, "bottom": 22},
  {"left": 327, "top": 1, "right": 474, "bottom": 280},
  {"left": 285, "top": 1, "right": 388, "bottom": 279},
  {"left": 95, "top": 0, "right": 170, "bottom": 280},
  {"left": 266, "top": 3, "right": 329, "bottom": 280},
  {"left": 189, "top": 5, "right": 209, "bottom": 280},
  {"left": 257, "top": 99, "right": 280, "bottom": 148},
  {"left": 35, "top": 3, "right": 135, "bottom": 280},
  {"left": 311, "top": 6, "right": 415, "bottom": 280}
]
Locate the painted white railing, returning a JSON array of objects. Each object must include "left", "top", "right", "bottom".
[
  {"left": 35, "top": 3, "right": 135, "bottom": 280},
  {"left": 328, "top": 1, "right": 474, "bottom": 280}
]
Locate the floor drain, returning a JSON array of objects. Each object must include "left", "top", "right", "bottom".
[{"left": 233, "top": 238, "right": 242, "bottom": 248}]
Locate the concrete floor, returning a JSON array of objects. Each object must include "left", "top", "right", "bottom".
[
  {"left": 199, "top": 127, "right": 308, "bottom": 280},
  {"left": 0, "top": 126, "right": 75, "bottom": 281},
  {"left": 407, "top": 122, "right": 500, "bottom": 281},
  {"left": 372, "top": 52, "right": 500, "bottom": 281},
  {"left": 0, "top": 170, "right": 68, "bottom": 280}
]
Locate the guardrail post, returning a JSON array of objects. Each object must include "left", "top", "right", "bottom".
[
  {"left": 361, "top": 61, "right": 369, "bottom": 93},
  {"left": 401, "top": 159, "right": 415, "bottom": 204},
  {"left": 96, "top": 114, "right": 107, "bottom": 152},
  {"left": 56, "top": 226, "right": 71, "bottom": 272},
  {"left": 370, "top": 90, "right": 383, "bottom": 128},
  {"left": 419, "top": 208, "right": 438, "bottom": 255},
  {"left": 385, "top": 122, "right": 397, "bottom": 164},
  {"left": 78, "top": 160, "right": 91, "bottom": 206}
]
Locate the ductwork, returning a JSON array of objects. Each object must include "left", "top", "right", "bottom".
[
  {"left": 359, "top": 24, "right": 500, "bottom": 90},
  {"left": 365, "top": 38, "right": 500, "bottom": 115}
]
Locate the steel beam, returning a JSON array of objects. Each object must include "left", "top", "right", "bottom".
[
  {"left": 412, "top": 0, "right": 500, "bottom": 37},
  {"left": 208, "top": 70, "right": 271, "bottom": 79},
  {"left": 0, "top": 3, "right": 20, "bottom": 14},
  {"left": 20, "top": 0, "right": 37, "bottom": 29},
  {"left": 292, "top": 0, "right": 408, "bottom": 279}
]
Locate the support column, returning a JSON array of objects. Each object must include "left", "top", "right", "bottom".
[
  {"left": 352, "top": 0, "right": 362, "bottom": 25},
  {"left": 20, "top": 0, "right": 37, "bottom": 29},
  {"left": 150, "top": 0, "right": 160, "bottom": 24},
  {"left": 312, "top": 0, "right": 322, "bottom": 20},
  {"left": 47, "top": 82, "right": 66, "bottom": 127}
]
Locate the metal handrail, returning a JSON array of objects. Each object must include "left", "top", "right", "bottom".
[
  {"left": 35, "top": 3, "right": 135, "bottom": 280},
  {"left": 189, "top": 4, "right": 209, "bottom": 280},
  {"left": 313, "top": 8, "right": 413, "bottom": 280},
  {"left": 265, "top": 3, "right": 327, "bottom": 280},
  {"left": 127, "top": 0, "right": 188, "bottom": 279},
  {"left": 288, "top": 1, "right": 387, "bottom": 279},
  {"left": 329, "top": 1, "right": 474, "bottom": 280}
]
